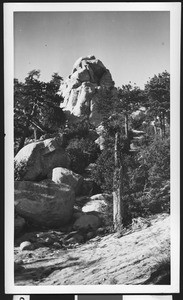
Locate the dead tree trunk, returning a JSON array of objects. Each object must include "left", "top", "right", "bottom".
[
  {"left": 113, "top": 132, "right": 123, "bottom": 231},
  {"left": 124, "top": 114, "right": 129, "bottom": 138},
  {"left": 153, "top": 117, "right": 157, "bottom": 135},
  {"left": 34, "top": 128, "right": 37, "bottom": 141},
  {"left": 159, "top": 116, "right": 163, "bottom": 138},
  {"left": 162, "top": 112, "right": 166, "bottom": 137}
]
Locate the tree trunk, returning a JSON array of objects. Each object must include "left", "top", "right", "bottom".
[
  {"left": 124, "top": 114, "right": 129, "bottom": 138},
  {"left": 159, "top": 116, "right": 163, "bottom": 138},
  {"left": 34, "top": 128, "right": 37, "bottom": 141},
  {"left": 113, "top": 132, "right": 123, "bottom": 231},
  {"left": 17, "top": 103, "right": 37, "bottom": 153},
  {"left": 162, "top": 112, "right": 166, "bottom": 137},
  {"left": 153, "top": 117, "right": 157, "bottom": 135},
  {"left": 17, "top": 117, "right": 31, "bottom": 152}
]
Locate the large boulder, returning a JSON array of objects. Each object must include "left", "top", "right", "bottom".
[
  {"left": 14, "top": 137, "right": 70, "bottom": 181},
  {"left": 14, "top": 180, "right": 75, "bottom": 228},
  {"left": 52, "top": 167, "right": 83, "bottom": 195},
  {"left": 82, "top": 199, "right": 108, "bottom": 213},
  {"left": 73, "top": 213, "right": 101, "bottom": 231},
  {"left": 82, "top": 194, "right": 113, "bottom": 226},
  {"left": 60, "top": 55, "right": 117, "bottom": 126}
]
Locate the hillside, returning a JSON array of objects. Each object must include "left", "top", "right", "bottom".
[
  {"left": 14, "top": 56, "right": 170, "bottom": 287},
  {"left": 14, "top": 213, "right": 170, "bottom": 286}
]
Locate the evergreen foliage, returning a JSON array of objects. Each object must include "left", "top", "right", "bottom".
[
  {"left": 14, "top": 69, "right": 170, "bottom": 226},
  {"left": 66, "top": 137, "right": 100, "bottom": 174},
  {"left": 91, "top": 73, "right": 170, "bottom": 225},
  {"left": 144, "top": 71, "right": 170, "bottom": 136},
  {"left": 14, "top": 70, "right": 65, "bottom": 154},
  {"left": 63, "top": 119, "right": 101, "bottom": 174}
]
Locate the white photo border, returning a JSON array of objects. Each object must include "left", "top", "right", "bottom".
[{"left": 4, "top": 2, "right": 181, "bottom": 294}]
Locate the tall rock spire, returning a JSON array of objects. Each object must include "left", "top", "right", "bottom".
[{"left": 60, "top": 55, "right": 116, "bottom": 126}]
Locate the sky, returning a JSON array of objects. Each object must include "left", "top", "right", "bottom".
[{"left": 14, "top": 11, "right": 170, "bottom": 89}]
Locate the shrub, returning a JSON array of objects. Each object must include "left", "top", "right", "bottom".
[
  {"left": 65, "top": 137, "right": 100, "bottom": 174},
  {"left": 63, "top": 119, "right": 94, "bottom": 144}
]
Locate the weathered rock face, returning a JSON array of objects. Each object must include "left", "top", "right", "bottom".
[
  {"left": 14, "top": 137, "right": 70, "bottom": 181},
  {"left": 60, "top": 55, "right": 116, "bottom": 126},
  {"left": 52, "top": 167, "right": 83, "bottom": 195},
  {"left": 15, "top": 180, "right": 75, "bottom": 228}
]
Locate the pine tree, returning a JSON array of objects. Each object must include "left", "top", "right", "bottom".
[
  {"left": 144, "top": 71, "right": 170, "bottom": 137},
  {"left": 14, "top": 70, "right": 65, "bottom": 154},
  {"left": 117, "top": 84, "right": 145, "bottom": 137}
]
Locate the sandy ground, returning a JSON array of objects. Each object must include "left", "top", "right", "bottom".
[{"left": 14, "top": 213, "right": 170, "bottom": 285}]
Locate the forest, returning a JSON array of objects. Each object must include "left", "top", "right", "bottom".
[{"left": 14, "top": 68, "right": 170, "bottom": 229}]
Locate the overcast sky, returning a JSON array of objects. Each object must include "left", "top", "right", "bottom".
[{"left": 14, "top": 11, "right": 170, "bottom": 89}]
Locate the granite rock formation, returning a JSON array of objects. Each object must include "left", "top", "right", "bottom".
[
  {"left": 52, "top": 167, "right": 84, "bottom": 196},
  {"left": 60, "top": 55, "right": 117, "bottom": 126},
  {"left": 14, "top": 137, "right": 70, "bottom": 181},
  {"left": 15, "top": 180, "right": 75, "bottom": 228}
]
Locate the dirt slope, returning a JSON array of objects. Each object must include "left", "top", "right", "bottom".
[{"left": 15, "top": 213, "right": 170, "bottom": 285}]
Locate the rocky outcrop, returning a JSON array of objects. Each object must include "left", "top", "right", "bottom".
[
  {"left": 14, "top": 137, "right": 70, "bottom": 181},
  {"left": 15, "top": 180, "right": 75, "bottom": 228},
  {"left": 52, "top": 167, "right": 83, "bottom": 195},
  {"left": 60, "top": 55, "right": 117, "bottom": 126}
]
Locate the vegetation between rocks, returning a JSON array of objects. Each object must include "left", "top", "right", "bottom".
[{"left": 14, "top": 56, "right": 170, "bottom": 285}]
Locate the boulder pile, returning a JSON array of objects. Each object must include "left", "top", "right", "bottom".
[
  {"left": 14, "top": 55, "right": 116, "bottom": 247},
  {"left": 14, "top": 143, "right": 109, "bottom": 231},
  {"left": 14, "top": 139, "right": 111, "bottom": 240}
]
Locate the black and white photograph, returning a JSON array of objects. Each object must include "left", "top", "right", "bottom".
[{"left": 4, "top": 2, "right": 180, "bottom": 294}]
